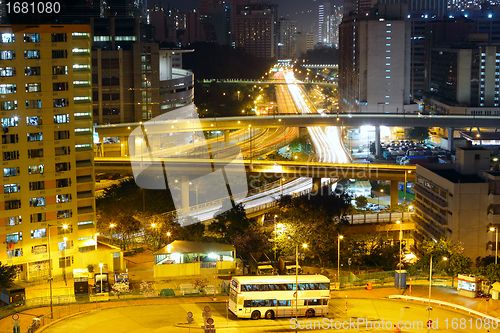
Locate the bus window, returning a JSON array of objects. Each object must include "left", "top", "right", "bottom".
[
  {"left": 277, "top": 300, "right": 291, "bottom": 306},
  {"left": 320, "top": 283, "right": 329, "bottom": 290},
  {"left": 259, "top": 284, "right": 271, "bottom": 291},
  {"left": 305, "top": 299, "right": 322, "bottom": 306}
]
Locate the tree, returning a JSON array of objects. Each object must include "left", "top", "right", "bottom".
[
  {"left": 409, "top": 238, "right": 469, "bottom": 285},
  {"left": 208, "top": 202, "right": 251, "bottom": 243},
  {"left": 405, "top": 127, "right": 430, "bottom": 143},
  {"left": 0, "top": 262, "right": 16, "bottom": 290},
  {"left": 354, "top": 196, "right": 368, "bottom": 210},
  {"left": 274, "top": 188, "right": 353, "bottom": 265},
  {"left": 230, "top": 228, "right": 270, "bottom": 261}
]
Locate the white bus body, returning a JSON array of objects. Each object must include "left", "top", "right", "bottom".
[{"left": 228, "top": 275, "right": 330, "bottom": 320}]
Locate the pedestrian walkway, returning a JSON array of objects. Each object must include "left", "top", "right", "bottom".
[
  {"left": 334, "top": 285, "right": 500, "bottom": 319},
  {"left": 1, "top": 285, "right": 497, "bottom": 333}
]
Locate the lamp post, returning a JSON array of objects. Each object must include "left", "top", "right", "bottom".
[
  {"left": 167, "top": 231, "right": 171, "bottom": 245},
  {"left": 295, "top": 242, "right": 307, "bottom": 322},
  {"left": 274, "top": 215, "right": 278, "bottom": 263},
  {"left": 338, "top": 235, "right": 343, "bottom": 289},
  {"left": 396, "top": 220, "right": 402, "bottom": 295},
  {"left": 47, "top": 223, "right": 68, "bottom": 319},
  {"left": 151, "top": 223, "right": 157, "bottom": 249},
  {"left": 404, "top": 171, "right": 412, "bottom": 205},
  {"left": 378, "top": 189, "right": 384, "bottom": 212},
  {"left": 280, "top": 178, "right": 286, "bottom": 197},
  {"left": 99, "top": 263, "right": 103, "bottom": 293},
  {"left": 109, "top": 223, "right": 115, "bottom": 244},
  {"left": 427, "top": 254, "right": 433, "bottom": 333},
  {"left": 489, "top": 226, "right": 498, "bottom": 264}
]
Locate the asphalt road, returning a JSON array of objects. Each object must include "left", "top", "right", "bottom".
[{"left": 41, "top": 298, "right": 494, "bottom": 333}]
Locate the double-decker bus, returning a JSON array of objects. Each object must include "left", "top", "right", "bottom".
[{"left": 228, "top": 275, "right": 330, "bottom": 320}]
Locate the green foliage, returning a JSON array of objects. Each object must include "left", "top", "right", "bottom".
[
  {"left": 230, "top": 228, "right": 270, "bottom": 260},
  {"left": 405, "top": 127, "right": 430, "bottom": 143},
  {"left": 193, "top": 278, "right": 209, "bottom": 291},
  {"left": 0, "top": 262, "right": 16, "bottom": 290},
  {"left": 208, "top": 202, "right": 252, "bottom": 243},
  {"left": 342, "top": 234, "right": 400, "bottom": 270},
  {"left": 475, "top": 263, "right": 500, "bottom": 286},
  {"left": 274, "top": 189, "right": 352, "bottom": 265},
  {"left": 354, "top": 196, "right": 368, "bottom": 209},
  {"left": 409, "top": 238, "right": 471, "bottom": 283}
]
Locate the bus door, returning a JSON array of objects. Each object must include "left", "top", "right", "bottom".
[{"left": 237, "top": 295, "right": 245, "bottom": 314}]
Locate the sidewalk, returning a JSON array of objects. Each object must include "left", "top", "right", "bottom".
[{"left": 334, "top": 285, "right": 500, "bottom": 319}]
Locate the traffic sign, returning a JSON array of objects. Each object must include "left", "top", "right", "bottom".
[
  {"left": 204, "top": 306, "right": 210, "bottom": 312},
  {"left": 187, "top": 311, "right": 193, "bottom": 318},
  {"left": 12, "top": 314, "right": 19, "bottom": 320},
  {"left": 427, "top": 320, "right": 432, "bottom": 328},
  {"left": 206, "top": 317, "right": 214, "bottom": 325},
  {"left": 486, "top": 297, "right": 490, "bottom": 302}
]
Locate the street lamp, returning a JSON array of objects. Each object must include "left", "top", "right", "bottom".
[
  {"left": 404, "top": 171, "right": 412, "bottom": 205},
  {"left": 47, "top": 223, "right": 68, "bottom": 319},
  {"left": 489, "top": 226, "right": 498, "bottom": 264},
  {"left": 338, "top": 235, "right": 344, "bottom": 289},
  {"left": 109, "top": 223, "right": 115, "bottom": 244},
  {"left": 428, "top": 255, "right": 447, "bottom": 333},
  {"left": 378, "top": 189, "right": 384, "bottom": 212},
  {"left": 151, "top": 223, "right": 157, "bottom": 249},
  {"left": 295, "top": 242, "right": 307, "bottom": 321},
  {"left": 280, "top": 178, "right": 286, "bottom": 197},
  {"left": 396, "top": 220, "right": 402, "bottom": 295},
  {"left": 167, "top": 231, "right": 171, "bottom": 244},
  {"left": 98, "top": 263, "right": 104, "bottom": 293},
  {"left": 273, "top": 215, "right": 278, "bottom": 263}
]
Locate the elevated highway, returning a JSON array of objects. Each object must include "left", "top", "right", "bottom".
[
  {"left": 95, "top": 157, "right": 416, "bottom": 182},
  {"left": 94, "top": 113, "right": 500, "bottom": 138},
  {"left": 201, "top": 79, "right": 336, "bottom": 86}
]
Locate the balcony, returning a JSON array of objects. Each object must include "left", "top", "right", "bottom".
[
  {"left": 412, "top": 214, "right": 443, "bottom": 240},
  {"left": 77, "top": 190, "right": 93, "bottom": 199},
  {"left": 76, "top": 175, "right": 93, "bottom": 184},
  {"left": 77, "top": 206, "right": 94, "bottom": 214},
  {"left": 76, "top": 159, "right": 92, "bottom": 168},
  {"left": 75, "top": 144, "right": 92, "bottom": 151},
  {"left": 488, "top": 214, "right": 500, "bottom": 225},
  {"left": 412, "top": 200, "right": 447, "bottom": 226},
  {"left": 414, "top": 183, "right": 448, "bottom": 208},
  {"left": 74, "top": 113, "right": 92, "bottom": 120},
  {"left": 73, "top": 97, "right": 91, "bottom": 104},
  {"left": 488, "top": 192, "right": 500, "bottom": 206}
]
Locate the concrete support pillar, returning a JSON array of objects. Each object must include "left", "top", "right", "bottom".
[
  {"left": 312, "top": 178, "right": 321, "bottom": 194},
  {"left": 224, "top": 129, "right": 230, "bottom": 146},
  {"left": 375, "top": 125, "right": 381, "bottom": 156},
  {"left": 447, "top": 127, "right": 454, "bottom": 152},
  {"left": 299, "top": 127, "right": 308, "bottom": 137},
  {"left": 390, "top": 181, "right": 399, "bottom": 209},
  {"left": 181, "top": 175, "right": 190, "bottom": 210},
  {"left": 120, "top": 136, "right": 128, "bottom": 157}
]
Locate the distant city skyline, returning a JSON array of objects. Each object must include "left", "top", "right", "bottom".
[{"left": 161, "top": 0, "right": 343, "bottom": 33}]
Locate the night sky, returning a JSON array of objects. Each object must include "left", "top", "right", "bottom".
[{"left": 163, "top": 0, "right": 344, "bottom": 33}]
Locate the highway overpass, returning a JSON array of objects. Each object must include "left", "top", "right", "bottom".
[
  {"left": 201, "top": 79, "right": 336, "bottom": 86},
  {"left": 94, "top": 113, "right": 500, "bottom": 138},
  {"left": 95, "top": 157, "right": 415, "bottom": 182}
]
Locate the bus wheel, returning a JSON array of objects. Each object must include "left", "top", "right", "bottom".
[
  {"left": 306, "top": 309, "right": 315, "bottom": 317},
  {"left": 251, "top": 310, "right": 261, "bottom": 320},
  {"left": 265, "top": 310, "right": 275, "bottom": 319}
]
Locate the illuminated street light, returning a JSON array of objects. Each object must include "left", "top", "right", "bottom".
[
  {"left": 489, "top": 226, "right": 498, "bottom": 264},
  {"left": 338, "top": 235, "right": 344, "bottom": 288},
  {"left": 396, "top": 220, "right": 402, "bottom": 295}
]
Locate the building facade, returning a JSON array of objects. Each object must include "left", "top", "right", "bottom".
[
  {"left": 0, "top": 25, "right": 96, "bottom": 280},
  {"left": 412, "top": 146, "right": 499, "bottom": 260},
  {"left": 233, "top": 4, "right": 277, "bottom": 58},
  {"left": 339, "top": 3, "right": 412, "bottom": 113},
  {"left": 297, "top": 32, "right": 314, "bottom": 56},
  {"left": 277, "top": 19, "right": 297, "bottom": 60}
]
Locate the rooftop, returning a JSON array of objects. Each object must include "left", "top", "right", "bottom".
[
  {"left": 431, "top": 168, "right": 485, "bottom": 183},
  {"left": 153, "top": 241, "right": 234, "bottom": 255}
]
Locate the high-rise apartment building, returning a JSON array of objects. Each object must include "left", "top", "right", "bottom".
[
  {"left": 330, "top": 5, "right": 343, "bottom": 47},
  {"left": 297, "top": 32, "right": 314, "bottom": 56},
  {"left": 233, "top": 3, "right": 277, "bottom": 58},
  {"left": 339, "top": 3, "right": 412, "bottom": 113},
  {"left": 0, "top": 25, "right": 97, "bottom": 280},
  {"left": 277, "top": 19, "right": 297, "bottom": 60},
  {"left": 318, "top": 2, "right": 331, "bottom": 44}
]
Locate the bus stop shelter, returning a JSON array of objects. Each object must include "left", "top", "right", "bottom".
[{"left": 153, "top": 241, "right": 236, "bottom": 277}]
